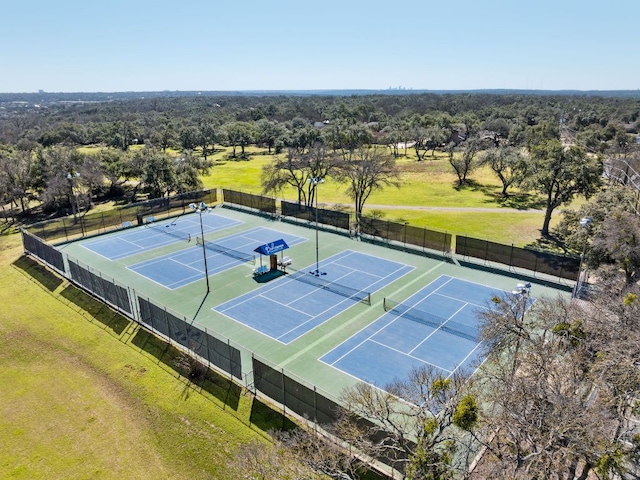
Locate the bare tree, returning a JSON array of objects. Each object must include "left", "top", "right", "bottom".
[
  {"left": 228, "top": 428, "right": 362, "bottom": 480},
  {"left": 336, "top": 146, "right": 399, "bottom": 233},
  {"left": 338, "top": 366, "right": 475, "bottom": 479},
  {"left": 262, "top": 143, "right": 339, "bottom": 206},
  {"left": 476, "top": 293, "right": 640, "bottom": 479}
]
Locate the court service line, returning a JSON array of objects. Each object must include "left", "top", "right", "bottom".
[
  {"left": 406, "top": 300, "right": 470, "bottom": 357},
  {"left": 323, "top": 269, "right": 453, "bottom": 367},
  {"left": 279, "top": 261, "right": 445, "bottom": 368},
  {"left": 367, "top": 337, "right": 452, "bottom": 374}
]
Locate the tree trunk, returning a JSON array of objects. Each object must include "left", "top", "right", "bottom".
[{"left": 541, "top": 205, "right": 554, "bottom": 237}]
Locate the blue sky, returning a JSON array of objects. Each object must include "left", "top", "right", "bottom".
[{"left": 2, "top": 0, "right": 638, "bottom": 92}]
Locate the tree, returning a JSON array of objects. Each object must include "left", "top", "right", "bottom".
[
  {"left": 522, "top": 140, "right": 602, "bottom": 236},
  {"left": 35, "top": 146, "right": 88, "bottom": 217},
  {"left": 480, "top": 146, "right": 526, "bottom": 196},
  {"left": 338, "top": 366, "right": 474, "bottom": 478},
  {"left": 255, "top": 118, "right": 286, "bottom": 154},
  {"left": 478, "top": 290, "right": 537, "bottom": 376},
  {"left": 179, "top": 125, "right": 199, "bottom": 151},
  {"left": 590, "top": 210, "right": 640, "bottom": 284},
  {"left": 448, "top": 139, "right": 483, "bottom": 187},
  {"left": 228, "top": 436, "right": 325, "bottom": 480},
  {"left": 476, "top": 292, "right": 640, "bottom": 479},
  {"left": 555, "top": 184, "right": 636, "bottom": 251},
  {"left": 225, "top": 121, "right": 255, "bottom": 159},
  {"left": 336, "top": 147, "right": 399, "bottom": 233},
  {"left": 132, "top": 147, "right": 176, "bottom": 199},
  {"left": 197, "top": 119, "right": 217, "bottom": 160},
  {"left": 0, "top": 147, "right": 36, "bottom": 215},
  {"left": 174, "top": 151, "right": 211, "bottom": 193},
  {"left": 262, "top": 143, "right": 338, "bottom": 206},
  {"left": 96, "top": 148, "right": 129, "bottom": 196}
]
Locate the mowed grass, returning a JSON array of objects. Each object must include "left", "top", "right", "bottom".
[
  {"left": 203, "top": 147, "right": 561, "bottom": 246},
  {"left": 0, "top": 231, "right": 275, "bottom": 479}
]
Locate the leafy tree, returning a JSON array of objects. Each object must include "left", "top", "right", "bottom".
[
  {"left": 35, "top": 146, "right": 88, "bottom": 218},
  {"left": 96, "top": 148, "right": 129, "bottom": 196},
  {"left": 378, "top": 124, "right": 404, "bottom": 157},
  {"left": 0, "top": 147, "right": 36, "bottom": 214},
  {"left": 225, "top": 121, "right": 255, "bottom": 159},
  {"left": 448, "top": 138, "right": 483, "bottom": 187},
  {"left": 254, "top": 118, "right": 286, "bottom": 154},
  {"left": 179, "top": 125, "right": 199, "bottom": 151},
  {"left": 480, "top": 145, "right": 526, "bottom": 196},
  {"left": 336, "top": 146, "right": 399, "bottom": 233},
  {"left": 556, "top": 185, "right": 636, "bottom": 248},
  {"left": 590, "top": 210, "right": 640, "bottom": 284},
  {"left": 149, "top": 115, "right": 177, "bottom": 151},
  {"left": 522, "top": 139, "right": 602, "bottom": 236},
  {"left": 132, "top": 147, "right": 176, "bottom": 198},
  {"left": 197, "top": 119, "right": 217, "bottom": 160}
]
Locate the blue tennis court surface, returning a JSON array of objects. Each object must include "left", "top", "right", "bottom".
[
  {"left": 82, "top": 213, "right": 242, "bottom": 260},
  {"left": 321, "top": 275, "right": 531, "bottom": 387},
  {"left": 213, "top": 250, "right": 414, "bottom": 344},
  {"left": 128, "top": 227, "right": 307, "bottom": 289}
]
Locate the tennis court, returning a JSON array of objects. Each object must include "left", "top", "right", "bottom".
[
  {"left": 82, "top": 212, "right": 242, "bottom": 260},
  {"left": 213, "top": 250, "right": 414, "bottom": 344},
  {"left": 321, "top": 275, "right": 533, "bottom": 387},
  {"left": 128, "top": 227, "right": 306, "bottom": 289}
]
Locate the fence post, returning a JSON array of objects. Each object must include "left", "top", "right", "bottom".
[
  {"left": 281, "top": 368, "right": 286, "bottom": 429},
  {"left": 508, "top": 243, "right": 514, "bottom": 271},
  {"left": 483, "top": 238, "right": 489, "bottom": 264}
]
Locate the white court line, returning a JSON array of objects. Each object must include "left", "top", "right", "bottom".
[
  {"left": 311, "top": 263, "right": 445, "bottom": 369},
  {"left": 368, "top": 338, "right": 453, "bottom": 374}
]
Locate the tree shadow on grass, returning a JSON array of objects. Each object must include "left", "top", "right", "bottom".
[
  {"left": 59, "top": 284, "right": 129, "bottom": 335},
  {"left": 491, "top": 192, "right": 546, "bottom": 210},
  {"left": 456, "top": 181, "right": 547, "bottom": 210},
  {"left": 13, "top": 255, "right": 64, "bottom": 292},
  {"left": 249, "top": 398, "right": 296, "bottom": 432},
  {"left": 524, "top": 234, "right": 570, "bottom": 254},
  {"left": 131, "top": 327, "right": 241, "bottom": 411}
]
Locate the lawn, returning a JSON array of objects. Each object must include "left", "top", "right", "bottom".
[
  {"left": 0, "top": 229, "right": 283, "bottom": 479},
  {"left": 202, "top": 147, "right": 561, "bottom": 246}
]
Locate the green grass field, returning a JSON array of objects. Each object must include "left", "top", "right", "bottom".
[
  {"left": 202, "top": 147, "right": 561, "bottom": 247},
  {"left": 0, "top": 230, "right": 288, "bottom": 479}
]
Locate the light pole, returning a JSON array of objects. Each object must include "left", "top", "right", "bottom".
[
  {"left": 511, "top": 282, "right": 532, "bottom": 330},
  {"left": 190, "top": 202, "right": 210, "bottom": 294},
  {"left": 308, "top": 176, "right": 325, "bottom": 276},
  {"left": 572, "top": 216, "right": 593, "bottom": 299}
]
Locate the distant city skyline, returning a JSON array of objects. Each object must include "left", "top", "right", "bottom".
[{"left": 2, "top": 0, "right": 638, "bottom": 93}]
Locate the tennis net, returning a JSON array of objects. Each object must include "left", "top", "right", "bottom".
[
  {"left": 383, "top": 298, "right": 478, "bottom": 342},
  {"left": 146, "top": 222, "right": 191, "bottom": 242},
  {"left": 288, "top": 269, "right": 371, "bottom": 305},
  {"left": 196, "top": 237, "right": 256, "bottom": 264}
]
